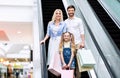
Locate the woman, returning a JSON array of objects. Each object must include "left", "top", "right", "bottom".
[{"left": 40, "top": 9, "right": 66, "bottom": 72}]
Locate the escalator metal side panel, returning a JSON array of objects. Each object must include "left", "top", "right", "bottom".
[{"left": 33, "top": 0, "right": 48, "bottom": 78}]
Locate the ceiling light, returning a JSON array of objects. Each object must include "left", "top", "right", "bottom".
[{"left": 23, "top": 45, "right": 30, "bottom": 50}]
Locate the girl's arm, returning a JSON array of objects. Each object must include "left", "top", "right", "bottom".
[
  {"left": 67, "top": 51, "right": 74, "bottom": 68},
  {"left": 60, "top": 52, "right": 66, "bottom": 67}
]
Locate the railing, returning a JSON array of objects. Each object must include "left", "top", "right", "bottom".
[
  {"left": 40, "top": 44, "right": 48, "bottom": 78},
  {"left": 33, "top": 0, "right": 48, "bottom": 78},
  {"left": 37, "top": 0, "right": 48, "bottom": 78}
]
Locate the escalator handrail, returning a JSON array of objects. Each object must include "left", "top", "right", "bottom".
[
  {"left": 37, "top": 0, "right": 48, "bottom": 78},
  {"left": 40, "top": 43, "right": 48, "bottom": 78}
]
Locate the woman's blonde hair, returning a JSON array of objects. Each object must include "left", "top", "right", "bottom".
[
  {"left": 51, "top": 9, "right": 63, "bottom": 22},
  {"left": 59, "top": 32, "right": 76, "bottom": 54}
]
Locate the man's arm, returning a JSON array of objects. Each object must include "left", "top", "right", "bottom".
[{"left": 79, "top": 34, "right": 85, "bottom": 48}]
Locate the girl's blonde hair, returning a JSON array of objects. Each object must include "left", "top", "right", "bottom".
[
  {"left": 59, "top": 32, "right": 76, "bottom": 54},
  {"left": 51, "top": 9, "right": 63, "bottom": 22}
]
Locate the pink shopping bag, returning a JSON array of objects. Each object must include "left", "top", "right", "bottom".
[{"left": 61, "top": 69, "right": 74, "bottom": 78}]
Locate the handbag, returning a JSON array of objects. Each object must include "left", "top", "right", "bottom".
[
  {"left": 61, "top": 69, "right": 74, "bottom": 78},
  {"left": 48, "top": 69, "right": 61, "bottom": 78},
  {"left": 76, "top": 49, "right": 96, "bottom": 72}
]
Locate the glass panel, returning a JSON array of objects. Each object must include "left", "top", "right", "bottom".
[{"left": 100, "top": 0, "right": 120, "bottom": 25}]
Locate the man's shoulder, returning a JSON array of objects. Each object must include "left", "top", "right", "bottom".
[
  {"left": 74, "top": 17, "right": 82, "bottom": 21},
  {"left": 74, "top": 17, "right": 83, "bottom": 24},
  {"left": 65, "top": 17, "right": 82, "bottom": 20}
]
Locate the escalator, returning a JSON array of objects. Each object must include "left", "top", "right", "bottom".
[
  {"left": 87, "top": 0, "right": 120, "bottom": 49},
  {"left": 41, "top": 0, "right": 89, "bottom": 78}
]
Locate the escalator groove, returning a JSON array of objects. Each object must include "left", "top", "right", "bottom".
[{"left": 88, "top": 0, "right": 120, "bottom": 49}]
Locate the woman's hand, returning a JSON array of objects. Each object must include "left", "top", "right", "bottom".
[
  {"left": 40, "top": 40, "right": 45, "bottom": 44},
  {"left": 40, "top": 34, "right": 49, "bottom": 44}
]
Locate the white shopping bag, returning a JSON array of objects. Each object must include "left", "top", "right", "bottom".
[{"left": 76, "top": 49, "right": 96, "bottom": 72}]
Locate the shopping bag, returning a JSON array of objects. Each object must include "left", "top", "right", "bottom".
[
  {"left": 76, "top": 49, "right": 96, "bottom": 72},
  {"left": 48, "top": 69, "right": 61, "bottom": 78},
  {"left": 61, "top": 69, "right": 73, "bottom": 78}
]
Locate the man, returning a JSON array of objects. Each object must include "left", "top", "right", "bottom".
[{"left": 65, "top": 5, "right": 85, "bottom": 78}]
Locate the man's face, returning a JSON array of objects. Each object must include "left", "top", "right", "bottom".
[{"left": 67, "top": 8, "right": 75, "bottom": 17}]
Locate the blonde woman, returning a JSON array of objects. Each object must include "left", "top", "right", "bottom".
[
  {"left": 59, "top": 32, "right": 76, "bottom": 78},
  {"left": 40, "top": 9, "right": 66, "bottom": 72}
]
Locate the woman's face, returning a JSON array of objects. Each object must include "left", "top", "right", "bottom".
[
  {"left": 55, "top": 10, "right": 61, "bottom": 20},
  {"left": 63, "top": 33, "right": 71, "bottom": 42}
]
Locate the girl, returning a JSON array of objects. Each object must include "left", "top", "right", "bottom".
[{"left": 59, "top": 32, "right": 76, "bottom": 77}]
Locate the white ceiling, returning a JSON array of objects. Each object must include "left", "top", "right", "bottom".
[
  {"left": 0, "top": 22, "right": 33, "bottom": 43},
  {"left": 0, "top": 22, "right": 33, "bottom": 58}
]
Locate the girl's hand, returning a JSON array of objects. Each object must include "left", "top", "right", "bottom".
[
  {"left": 66, "top": 64, "right": 70, "bottom": 70},
  {"left": 62, "top": 66, "right": 67, "bottom": 70},
  {"left": 62, "top": 63, "right": 67, "bottom": 69},
  {"left": 40, "top": 40, "right": 45, "bottom": 44}
]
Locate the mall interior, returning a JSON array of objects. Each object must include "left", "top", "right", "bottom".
[{"left": 0, "top": 0, "right": 120, "bottom": 78}]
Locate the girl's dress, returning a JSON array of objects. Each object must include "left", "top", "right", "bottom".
[
  {"left": 63, "top": 42, "right": 75, "bottom": 69},
  {"left": 47, "top": 21, "right": 66, "bottom": 72}
]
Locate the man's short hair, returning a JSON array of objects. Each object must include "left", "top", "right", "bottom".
[{"left": 67, "top": 5, "right": 75, "bottom": 11}]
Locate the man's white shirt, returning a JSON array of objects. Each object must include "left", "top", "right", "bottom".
[{"left": 65, "top": 16, "right": 84, "bottom": 44}]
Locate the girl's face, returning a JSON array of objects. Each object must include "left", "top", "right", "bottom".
[
  {"left": 63, "top": 33, "right": 71, "bottom": 42},
  {"left": 55, "top": 10, "right": 61, "bottom": 20}
]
